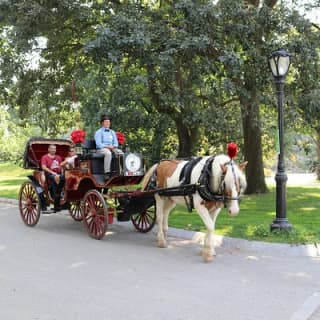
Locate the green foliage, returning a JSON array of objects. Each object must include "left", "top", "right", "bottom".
[{"left": 0, "top": 0, "right": 319, "bottom": 193}]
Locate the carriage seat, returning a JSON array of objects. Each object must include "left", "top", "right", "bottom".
[
  {"left": 82, "top": 139, "right": 104, "bottom": 159},
  {"left": 82, "top": 139, "right": 123, "bottom": 174}
]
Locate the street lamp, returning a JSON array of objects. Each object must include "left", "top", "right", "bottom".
[{"left": 268, "top": 49, "right": 292, "bottom": 231}]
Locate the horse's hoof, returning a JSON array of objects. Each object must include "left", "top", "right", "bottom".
[
  {"left": 202, "top": 252, "right": 214, "bottom": 262},
  {"left": 157, "top": 240, "right": 167, "bottom": 248}
]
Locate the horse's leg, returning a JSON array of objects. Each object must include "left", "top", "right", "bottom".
[
  {"left": 194, "top": 197, "right": 216, "bottom": 262},
  {"left": 209, "top": 208, "right": 222, "bottom": 256},
  {"left": 155, "top": 196, "right": 167, "bottom": 248},
  {"left": 162, "top": 199, "right": 176, "bottom": 240}
]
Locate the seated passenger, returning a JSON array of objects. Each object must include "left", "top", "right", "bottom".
[
  {"left": 94, "top": 114, "right": 123, "bottom": 177},
  {"left": 61, "top": 146, "right": 77, "bottom": 170},
  {"left": 41, "top": 144, "right": 65, "bottom": 212}
]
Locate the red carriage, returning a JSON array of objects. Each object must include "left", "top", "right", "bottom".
[{"left": 18, "top": 137, "right": 156, "bottom": 239}]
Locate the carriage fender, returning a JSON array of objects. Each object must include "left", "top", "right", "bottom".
[{"left": 27, "top": 175, "right": 44, "bottom": 194}]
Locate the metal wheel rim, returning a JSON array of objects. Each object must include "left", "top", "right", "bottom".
[
  {"left": 69, "top": 201, "right": 83, "bottom": 221},
  {"left": 131, "top": 205, "right": 156, "bottom": 233},
  {"left": 83, "top": 190, "right": 107, "bottom": 240},
  {"left": 19, "top": 181, "right": 41, "bottom": 227}
]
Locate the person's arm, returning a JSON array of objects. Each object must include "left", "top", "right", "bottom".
[
  {"left": 41, "top": 157, "right": 57, "bottom": 176},
  {"left": 61, "top": 156, "right": 77, "bottom": 168},
  {"left": 94, "top": 129, "right": 104, "bottom": 149},
  {"left": 112, "top": 130, "right": 119, "bottom": 148}
]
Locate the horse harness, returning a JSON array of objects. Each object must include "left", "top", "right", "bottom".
[
  {"left": 197, "top": 156, "right": 240, "bottom": 205},
  {"left": 152, "top": 156, "right": 242, "bottom": 212}
]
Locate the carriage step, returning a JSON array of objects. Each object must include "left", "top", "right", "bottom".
[{"left": 42, "top": 209, "right": 55, "bottom": 214}]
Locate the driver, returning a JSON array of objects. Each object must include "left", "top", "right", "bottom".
[{"left": 94, "top": 115, "right": 123, "bottom": 177}]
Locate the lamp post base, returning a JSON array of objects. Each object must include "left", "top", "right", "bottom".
[{"left": 270, "top": 218, "right": 292, "bottom": 231}]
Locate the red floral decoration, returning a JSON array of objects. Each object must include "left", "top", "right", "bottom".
[
  {"left": 71, "top": 129, "right": 86, "bottom": 144},
  {"left": 116, "top": 131, "right": 125, "bottom": 145},
  {"left": 227, "top": 142, "right": 238, "bottom": 159}
]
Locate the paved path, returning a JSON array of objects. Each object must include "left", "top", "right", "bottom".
[
  {"left": 0, "top": 202, "right": 320, "bottom": 320},
  {"left": 266, "top": 173, "right": 320, "bottom": 187}
]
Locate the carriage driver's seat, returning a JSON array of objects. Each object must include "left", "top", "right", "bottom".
[{"left": 82, "top": 139, "right": 123, "bottom": 174}]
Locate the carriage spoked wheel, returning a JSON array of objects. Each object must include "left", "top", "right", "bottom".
[
  {"left": 82, "top": 190, "right": 107, "bottom": 240},
  {"left": 69, "top": 201, "right": 83, "bottom": 221},
  {"left": 131, "top": 204, "right": 156, "bottom": 233},
  {"left": 18, "top": 181, "right": 41, "bottom": 227}
]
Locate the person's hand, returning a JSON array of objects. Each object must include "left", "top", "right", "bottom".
[
  {"left": 107, "top": 146, "right": 114, "bottom": 150},
  {"left": 54, "top": 174, "right": 60, "bottom": 184}
]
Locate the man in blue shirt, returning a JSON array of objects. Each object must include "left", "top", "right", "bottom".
[{"left": 94, "top": 115, "right": 123, "bottom": 175}]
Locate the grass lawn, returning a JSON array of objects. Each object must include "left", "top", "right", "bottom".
[{"left": 1, "top": 162, "right": 319, "bottom": 244}]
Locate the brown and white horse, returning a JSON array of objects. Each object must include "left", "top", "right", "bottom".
[{"left": 141, "top": 152, "right": 247, "bottom": 262}]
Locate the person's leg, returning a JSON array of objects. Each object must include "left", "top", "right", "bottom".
[
  {"left": 113, "top": 148, "right": 124, "bottom": 155},
  {"left": 98, "top": 148, "right": 112, "bottom": 173},
  {"left": 47, "top": 174, "right": 57, "bottom": 198}
]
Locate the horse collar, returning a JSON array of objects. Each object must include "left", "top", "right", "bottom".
[{"left": 197, "top": 156, "right": 223, "bottom": 202}]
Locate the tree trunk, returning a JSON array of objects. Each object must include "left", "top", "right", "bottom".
[
  {"left": 240, "top": 96, "right": 268, "bottom": 194},
  {"left": 316, "top": 129, "right": 320, "bottom": 180},
  {"left": 175, "top": 119, "right": 198, "bottom": 158}
]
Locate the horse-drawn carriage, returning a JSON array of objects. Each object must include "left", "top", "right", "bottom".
[
  {"left": 19, "top": 137, "right": 247, "bottom": 261},
  {"left": 19, "top": 137, "right": 156, "bottom": 239}
]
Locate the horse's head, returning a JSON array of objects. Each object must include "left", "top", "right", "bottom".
[{"left": 219, "top": 158, "right": 247, "bottom": 216}]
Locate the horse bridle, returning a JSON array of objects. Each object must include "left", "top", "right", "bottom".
[
  {"left": 197, "top": 157, "right": 242, "bottom": 207},
  {"left": 218, "top": 161, "right": 242, "bottom": 207}
]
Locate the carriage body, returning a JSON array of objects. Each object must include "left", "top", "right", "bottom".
[{"left": 19, "top": 137, "right": 156, "bottom": 239}]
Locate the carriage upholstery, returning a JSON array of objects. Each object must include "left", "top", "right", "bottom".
[{"left": 23, "top": 138, "right": 73, "bottom": 169}]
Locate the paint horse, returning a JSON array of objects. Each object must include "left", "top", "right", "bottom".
[{"left": 141, "top": 143, "right": 247, "bottom": 262}]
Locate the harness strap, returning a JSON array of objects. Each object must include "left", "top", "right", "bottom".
[
  {"left": 197, "top": 156, "right": 224, "bottom": 202},
  {"left": 179, "top": 157, "right": 202, "bottom": 185}
]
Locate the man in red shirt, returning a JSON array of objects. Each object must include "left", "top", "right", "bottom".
[{"left": 41, "top": 144, "right": 65, "bottom": 212}]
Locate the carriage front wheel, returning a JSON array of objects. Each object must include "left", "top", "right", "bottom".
[
  {"left": 131, "top": 205, "right": 156, "bottom": 233},
  {"left": 82, "top": 190, "right": 107, "bottom": 240},
  {"left": 18, "top": 181, "right": 41, "bottom": 227}
]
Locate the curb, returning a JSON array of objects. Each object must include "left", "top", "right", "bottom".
[
  {"left": 166, "top": 227, "right": 320, "bottom": 258},
  {"left": 290, "top": 291, "right": 320, "bottom": 320},
  {"left": 2, "top": 197, "right": 320, "bottom": 258}
]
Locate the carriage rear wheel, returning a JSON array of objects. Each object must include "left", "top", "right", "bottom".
[
  {"left": 82, "top": 190, "right": 107, "bottom": 240},
  {"left": 19, "top": 181, "right": 41, "bottom": 227},
  {"left": 69, "top": 201, "right": 83, "bottom": 221},
  {"left": 131, "top": 205, "right": 156, "bottom": 233}
]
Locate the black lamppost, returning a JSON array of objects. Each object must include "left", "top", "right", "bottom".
[{"left": 268, "top": 49, "right": 292, "bottom": 231}]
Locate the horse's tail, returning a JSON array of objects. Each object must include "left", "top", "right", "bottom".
[{"left": 141, "top": 163, "right": 158, "bottom": 191}]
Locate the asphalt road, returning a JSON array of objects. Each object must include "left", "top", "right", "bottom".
[{"left": 1, "top": 203, "right": 320, "bottom": 320}]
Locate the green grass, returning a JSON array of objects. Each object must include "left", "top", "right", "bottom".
[
  {"left": 169, "top": 186, "right": 320, "bottom": 244},
  {"left": 1, "top": 162, "right": 320, "bottom": 244},
  {"left": 0, "top": 162, "right": 32, "bottom": 199}
]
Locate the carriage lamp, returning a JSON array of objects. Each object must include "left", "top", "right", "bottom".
[
  {"left": 124, "top": 153, "right": 143, "bottom": 176},
  {"left": 268, "top": 49, "right": 292, "bottom": 231},
  {"left": 74, "top": 144, "right": 84, "bottom": 155}
]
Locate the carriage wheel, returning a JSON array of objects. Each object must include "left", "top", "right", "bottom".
[
  {"left": 69, "top": 201, "right": 83, "bottom": 221},
  {"left": 18, "top": 181, "right": 41, "bottom": 227},
  {"left": 82, "top": 190, "right": 107, "bottom": 240},
  {"left": 131, "top": 205, "right": 156, "bottom": 233}
]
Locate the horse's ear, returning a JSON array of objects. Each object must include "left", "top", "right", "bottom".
[
  {"left": 220, "top": 163, "right": 228, "bottom": 173},
  {"left": 239, "top": 161, "right": 248, "bottom": 171}
]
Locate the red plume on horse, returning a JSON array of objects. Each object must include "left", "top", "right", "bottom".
[{"left": 227, "top": 142, "right": 238, "bottom": 159}]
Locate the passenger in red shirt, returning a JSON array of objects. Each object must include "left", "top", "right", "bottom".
[{"left": 41, "top": 144, "right": 65, "bottom": 211}]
